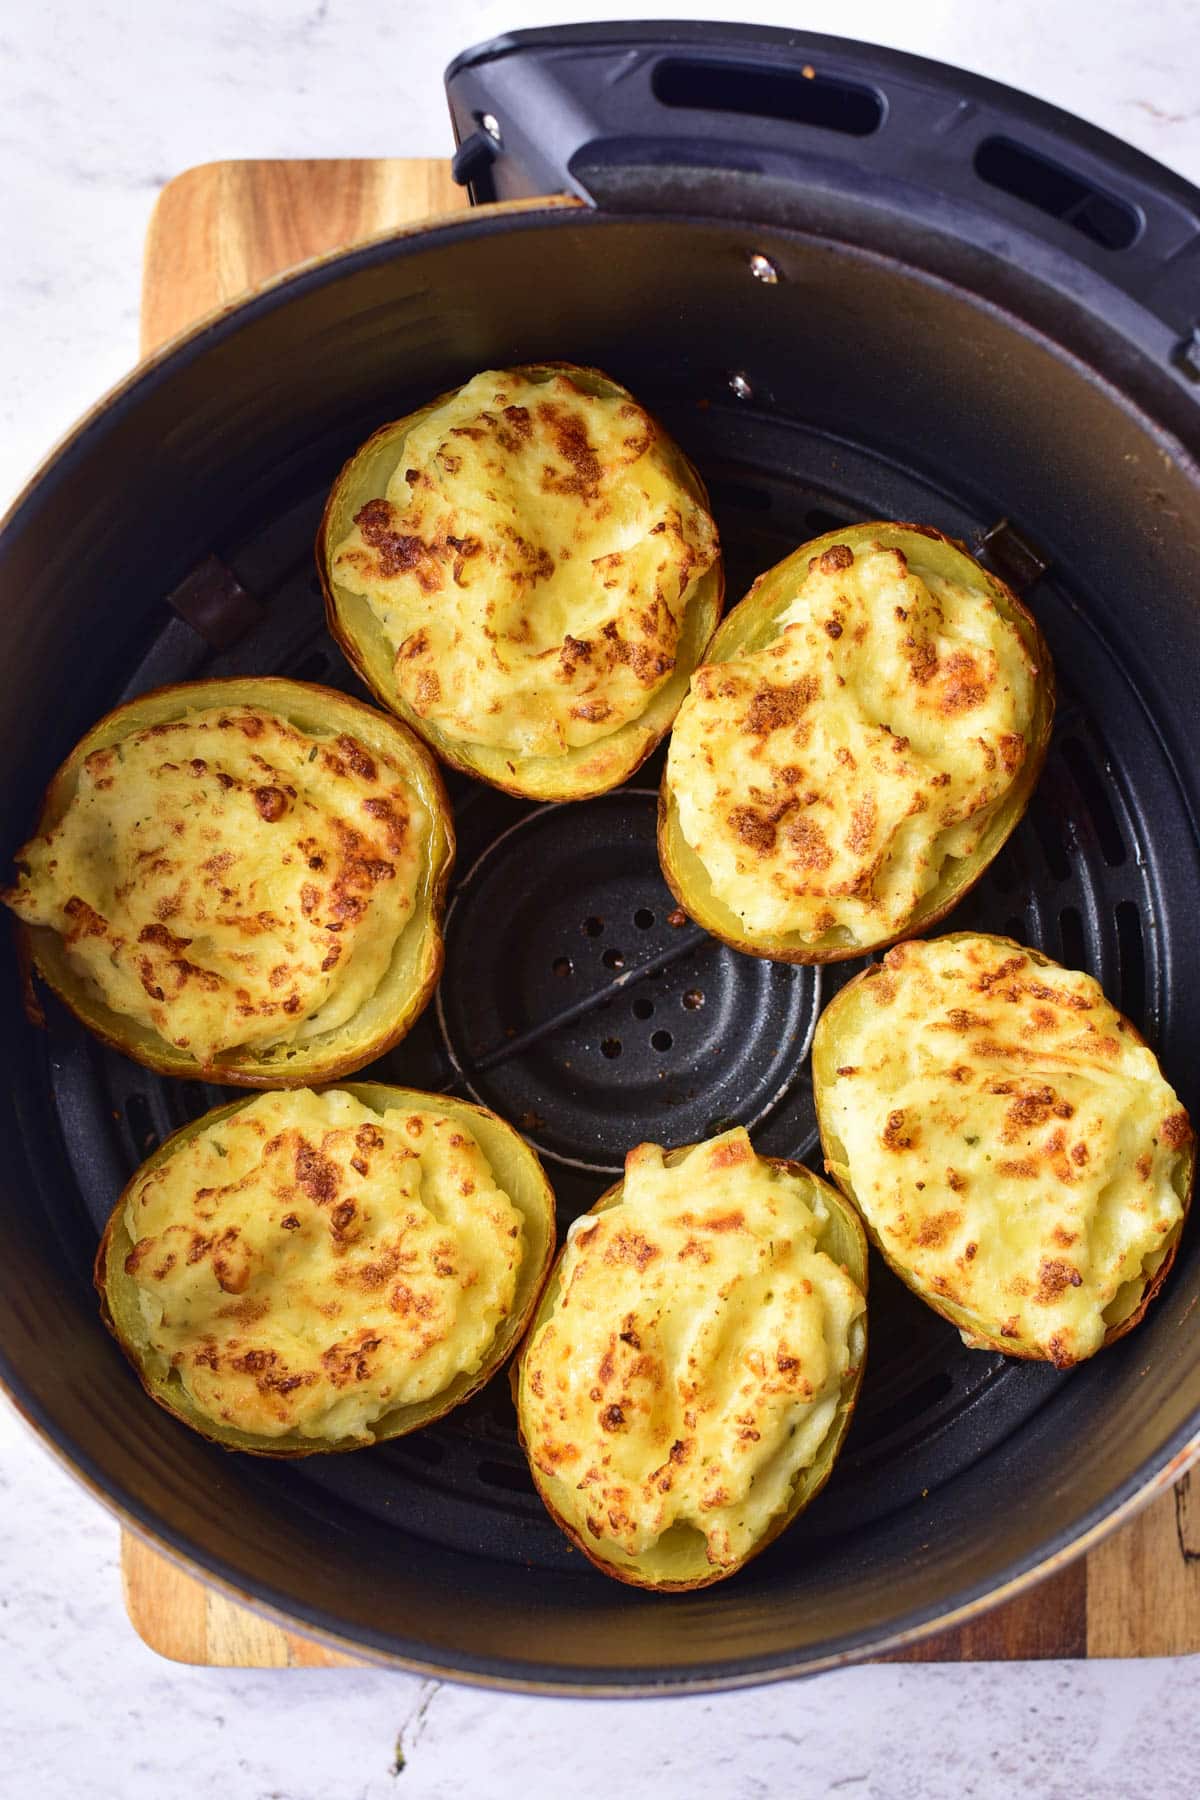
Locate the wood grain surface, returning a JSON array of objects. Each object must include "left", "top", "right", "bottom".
[
  {"left": 141, "top": 158, "right": 467, "bottom": 354},
  {"left": 121, "top": 154, "right": 1200, "bottom": 1669}
]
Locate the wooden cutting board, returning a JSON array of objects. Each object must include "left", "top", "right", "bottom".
[{"left": 122, "top": 155, "right": 1200, "bottom": 1668}]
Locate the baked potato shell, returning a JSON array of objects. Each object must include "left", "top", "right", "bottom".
[
  {"left": 658, "top": 521, "right": 1055, "bottom": 963},
  {"left": 13, "top": 677, "right": 454, "bottom": 1087},
  {"left": 516, "top": 1149, "right": 868, "bottom": 1590},
  {"left": 318, "top": 362, "right": 724, "bottom": 802},
  {"left": 96, "top": 1082, "right": 557, "bottom": 1456},
  {"left": 811, "top": 933, "right": 1195, "bottom": 1361}
]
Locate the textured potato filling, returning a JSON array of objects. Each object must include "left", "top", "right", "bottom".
[
  {"left": 330, "top": 368, "right": 718, "bottom": 757},
  {"left": 820, "top": 936, "right": 1191, "bottom": 1364},
  {"left": 120, "top": 1089, "right": 524, "bottom": 1441},
  {"left": 667, "top": 539, "right": 1037, "bottom": 942},
  {"left": 6, "top": 707, "right": 428, "bottom": 1062},
  {"left": 521, "top": 1130, "right": 864, "bottom": 1571}
]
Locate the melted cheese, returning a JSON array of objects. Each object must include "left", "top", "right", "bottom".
[
  {"left": 667, "top": 540, "right": 1037, "bottom": 941},
  {"left": 330, "top": 368, "right": 718, "bottom": 757},
  {"left": 521, "top": 1130, "right": 865, "bottom": 1572},
  {"left": 121, "top": 1089, "right": 524, "bottom": 1441},
  {"left": 821, "top": 936, "right": 1192, "bottom": 1364},
  {"left": 5, "top": 707, "right": 427, "bottom": 1063}
]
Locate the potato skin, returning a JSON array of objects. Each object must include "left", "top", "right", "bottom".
[
  {"left": 658, "top": 521, "right": 1055, "bottom": 964},
  {"left": 515, "top": 1149, "right": 868, "bottom": 1591},
  {"left": 318, "top": 362, "right": 724, "bottom": 803},
  {"left": 11, "top": 677, "right": 454, "bottom": 1087},
  {"left": 811, "top": 932, "right": 1196, "bottom": 1362},
  {"left": 96, "top": 1083, "right": 557, "bottom": 1457}
]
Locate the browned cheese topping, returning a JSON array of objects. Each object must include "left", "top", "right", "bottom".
[
  {"left": 667, "top": 540, "right": 1038, "bottom": 942},
  {"left": 120, "top": 1089, "right": 524, "bottom": 1440},
  {"left": 521, "top": 1131, "right": 864, "bottom": 1570},
  {"left": 822, "top": 936, "right": 1191, "bottom": 1364},
  {"left": 5, "top": 707, "right": 428, "bottom": 1062},
  {"left": 330, "top": 368, "right": 718, "bottom": 756}
]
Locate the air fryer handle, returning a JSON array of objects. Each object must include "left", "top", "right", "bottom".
[{"left": 444, "top": 23, "right": 1200, "bottom": 366}]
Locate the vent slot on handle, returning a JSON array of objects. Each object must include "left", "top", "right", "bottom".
[
  {"left": 651, "top": 58, "right": 884, "bottom": 138},
  {"left": 973, "top": 136, "right": 1141, "bottom": 251}
]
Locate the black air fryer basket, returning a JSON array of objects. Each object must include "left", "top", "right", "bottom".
[{"left": 2, "top": 23, "right": 1199, "bottom": 1691}]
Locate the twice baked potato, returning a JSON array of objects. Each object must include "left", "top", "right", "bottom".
[
  {"left": 97, "top": 1084, "right": 556, "bottom": 1454},
  {"left": 660, "top": 522, "right": 1054, "bottom": 962},
  {"left": 517, "top": 1128, "right": 867, "bottom": 1589},
  {"left": 813, "top": 933, "right": 1195, "bottom": 1366},
  {"left": 319, "top": 363, "right": 723, "bottom": 801},
  {"left": 4, "top": 678, "right": 453, "bottom": 1085}
]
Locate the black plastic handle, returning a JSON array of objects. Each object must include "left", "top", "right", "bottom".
[{"left": 445, "top": 22, "right": 1200, "bottom": 367}]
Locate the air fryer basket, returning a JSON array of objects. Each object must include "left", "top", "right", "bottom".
[{"left": 1, "top": 26, "right": 1199, "bottom": 1691}]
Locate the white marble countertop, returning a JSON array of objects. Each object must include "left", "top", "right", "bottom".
[{"left": 3, "top": 3, "right": 1200, "bottom": 1796}]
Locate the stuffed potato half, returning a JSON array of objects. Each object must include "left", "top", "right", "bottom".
[
  {"left": 319, "top": 362, "right": 723, "bottom": 802},
  {"left": 4, "top": 678, "right": 454, "bottom": 1086},
  {"left": 96, "top": 1083, "right": 557, "bottom": 1455},
  {"left": 812, "top": 933, "right": 1195, "bottom": 1366},
  {"left": 517, "top": 1129, "right": 868, "bottom": 1590},
  {"left": 660, "top": 522, "right": 1054, "bottom": 962}
]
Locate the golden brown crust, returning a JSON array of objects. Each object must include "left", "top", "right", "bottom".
[
  {"left": 95, "top": 1084, "right": 557, "bottom": 1456},
  {"left": 515, "top": 1146, "right": 867, "bottom": 1590},
  {"left": 812, "top": 932, "right": 1195, "bottom": 1362},
  {"left": 658, "top": 523, "right": 1055, "bottom": 964},
  {"left": 22, "top": 923, "right": 448, "bottom": 1088},
  {"left": 318, "top": 362, "right": 725, "bottom": 803},
  {"left": 11, "top": 678, "right": 454, "bottom": 1087}
]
